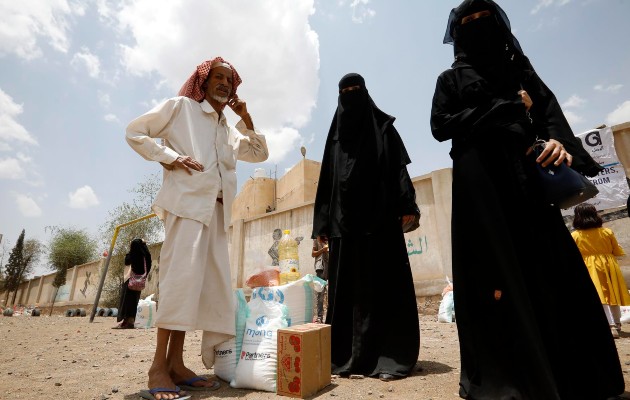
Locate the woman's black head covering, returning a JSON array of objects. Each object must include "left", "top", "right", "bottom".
[
  {"left": 312, "top": 73, "right": 412, "bottom": 236},
  {"left": 444, "top": 0, "right": 526, "bottom": 69},
  {"left": 126, "top": 238, "right": 151, "bottom": 274}
]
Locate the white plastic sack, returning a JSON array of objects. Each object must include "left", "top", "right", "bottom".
[
  {"left": 437, "top": 291, "right": 455, "bottom": 323},
  {"left": 250, "top": 274, "right": 326, "bottom": 326},
  {"left": 135, "top": 294, "right": 156, "bottom": 328},
  {"left": 230, "top": 296, "right": 288, "bottom": 392},
  {"left": 620, "top": 306, "right": 630, "bottom": 324},
  {"left": 213, "top": 289, "right": 249, "bottom": 383}
]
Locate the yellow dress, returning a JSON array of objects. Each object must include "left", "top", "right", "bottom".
[{"left": 571, "top": 227, "right": 630, "bottom": 306}]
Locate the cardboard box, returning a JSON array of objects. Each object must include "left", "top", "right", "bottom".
[{"left": 277, "top": 323, "right": 331, "bottom": 398}]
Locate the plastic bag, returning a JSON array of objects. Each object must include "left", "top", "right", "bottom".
[
  {"left": 135, "top": 294, "right": 156, "bottom": 328},
  {"left": 438, "top": 280, "right": 455, "bottom": 323}
]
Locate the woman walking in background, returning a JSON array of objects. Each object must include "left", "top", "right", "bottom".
[
  {"left": 113, "top": 238, "right": 152, "bottom": 329},
  {"left": 572, "top": 203, "right": 630, "bottom": 339}
]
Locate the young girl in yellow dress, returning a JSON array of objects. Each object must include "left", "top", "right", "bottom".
[{"left": 572, "top": 203, "right": 630, "bottom": 338}]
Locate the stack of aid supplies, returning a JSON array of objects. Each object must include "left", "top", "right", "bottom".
[{"left": 210, "top": 274, "right": 329, "bottom": 395}]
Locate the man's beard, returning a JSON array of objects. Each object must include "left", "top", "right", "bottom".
[
  {"left": 210, "top": 84, "right": 230, "bottom": 104},
  {"left": 210, "top": 93, "right": 229, "bottom": 104}
]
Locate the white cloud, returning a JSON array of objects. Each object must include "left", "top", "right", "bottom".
[
  {"left": 68, "top": 185, "right": 100, "bottom": 209},
  {"left": 115, "top": 0, "right": 319, "bottom": 165},
  {"left": 605, "top": 101, "right": 630, "bottom": 126},
  {"left": 98, "top": 91, "right": 111, "bottom": 107},
  {"left": 0, "top": 1, "right": 84, "bottom": 59},
  {"left": 594, "top": 84, "right": 624, "bottom": 94},
  {"left": 350, "top": 0, "right": 376, "bottom": 23},
  {"left": 562, "top": 95, "right": 586, "bottom": 109},
  {"left": 104, "top": 113, "right": 120, "bottom": 123},
  {"left": 0, "top": 158, "right": 25, "bottom": 179},
  {"left": 71, "top": 47, "right": 101, "bottom": 78},
  {"left": 14, "top": 194, "right": 42, "bottom": 217},
  {"left": 264, "top": 127, "right": 302, "bottom": 164},
  {"left": 563, "top": 110, "right": 584, "bottom": 126},
  {"left": 531, "top": 0, "right": 571, "bottom": 15},
  {"left": 0, "top": 89, "right": 38, "bottom": 145}
]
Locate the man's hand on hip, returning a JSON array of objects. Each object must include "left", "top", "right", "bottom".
[{"left": 169, "top": 156, "right": 204, "bottom": 175}]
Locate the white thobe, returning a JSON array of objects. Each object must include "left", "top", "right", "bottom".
[{"left": 125, "top": 96, "right": 268, "bottom": 366}]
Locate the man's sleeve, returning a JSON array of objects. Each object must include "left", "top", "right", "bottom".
[
  {"left": 125, "top": 98, "right": 181, "bottom": 164},
  {"left": 232, "top": 120, "right": 269, "bottom": 163}
]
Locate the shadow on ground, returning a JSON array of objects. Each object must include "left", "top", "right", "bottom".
[{"left": 415, "top": 360, "right": 455, "bottom": 376}]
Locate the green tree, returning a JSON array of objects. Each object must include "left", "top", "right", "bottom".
[
  {"left": 9, "top": 238, "right": 44, "bottom": 305},
  {"left": 99, "top": 173, "right": 163, "bottom": 306},
  {"left": 2, "top": 230, "right": 25, "bottom": 305},
  {"left": 48, "top": 227, "right": 97, "bottom": 314}
]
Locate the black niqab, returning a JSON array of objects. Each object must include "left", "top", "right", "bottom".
[{"left": 312, "top": 73, "right": 414, "bottom": 237}]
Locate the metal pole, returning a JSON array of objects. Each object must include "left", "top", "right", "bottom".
[{"left": 89, "top": 213, "right": 156, "bottom": 322}]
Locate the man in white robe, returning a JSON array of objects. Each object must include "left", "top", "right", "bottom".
[{"left": 126, "top": 57, "right": 268, "bottom": 399}]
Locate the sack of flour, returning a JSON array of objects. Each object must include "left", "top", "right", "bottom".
[
  {"left": 230, "top": 296, "right": 289, "bottom": 392},
  {"left": 213, "top": 289, "right": 249, "bottom": 382},
  {"left": 250, "top": 274, "right": 326, "bottom": 326}
]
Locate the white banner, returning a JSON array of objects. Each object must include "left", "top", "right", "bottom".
[{"left": 561, "top": 127, "right": 630, "bottom": 215}]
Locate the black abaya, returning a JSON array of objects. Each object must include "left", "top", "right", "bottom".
[
  {"left": 431, "top": 1, "right": 624, "bottom": 398},
  {"left": 117, "top": 280, "right": 141, "bottom": 321},
  {"left": 313, "top": 74, "right": 420, "bottom": 378},
  {"left": 117, "top": 239, "right": 152, "bottom": 323}
]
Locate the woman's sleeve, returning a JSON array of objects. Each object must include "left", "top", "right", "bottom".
[
  {"left": 386, "top": 126, "right": 419, "bottom": 217},
  {"left": 312, "top": 121, "right": 335, "bottom": 238},
  {"left": 608, "top": 229, "right": 625, "bottom": 256},
  {"left": 430, "top": 71, "right": 524, "bottom": 142},
  {"left": 124, "top": 253, "right": 132, "bottom": 266}
]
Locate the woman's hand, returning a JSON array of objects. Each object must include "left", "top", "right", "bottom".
[
  {"left": 401, "top": 215, "right": 415, "bottom": 228},
  {"left": 518, "top": 89, "right": 532, "bottom": 111},
  {"left": 527, "top": 139, "right": 573, "bottom": 167}
]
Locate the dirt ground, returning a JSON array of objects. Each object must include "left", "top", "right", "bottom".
[{"left": 1, "top": 309, "right": 630, "bottom": 400}]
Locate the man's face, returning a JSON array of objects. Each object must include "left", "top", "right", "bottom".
[{"left": 205, "top": 66, "right": 233, "bottom": 104}]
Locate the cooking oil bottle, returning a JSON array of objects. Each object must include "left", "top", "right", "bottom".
[{"left": 278, "top": 229, "right": 300, "bottom": 284}]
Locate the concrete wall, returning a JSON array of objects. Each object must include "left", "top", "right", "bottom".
[
  {"left": 232, "top": 176, "right": 275, "bottom": 220},
  {"left": 226, "top": 168, "right": 454, "bottom": 296},
  {"left": 276, "top": 159, "right": 321, "bottom": 211},
  {"left": 2, "top": 244, "right": 162, "bottom": 308}
]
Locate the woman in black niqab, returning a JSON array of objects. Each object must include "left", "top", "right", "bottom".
[
  {"left": 430, "top": 1, "right": 623, "bottom": 399},
  {"left": 312, "top": 73, "right": 420, "bottom": 380},
  {"left": 114, "top": 238, "right": 152, "bottom": 329}
]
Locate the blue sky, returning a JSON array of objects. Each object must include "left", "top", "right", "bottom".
[{"left": 1, "top": 0, "right": 630, "bottom": 273}]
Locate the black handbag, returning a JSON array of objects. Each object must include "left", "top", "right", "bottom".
[{"left": 531, "top": 139, "right": 598, "bottom": 209}]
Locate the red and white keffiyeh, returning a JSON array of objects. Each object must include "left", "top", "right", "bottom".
[{"left": 178, "top": 57, "right": 242, "bottom": 102}]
